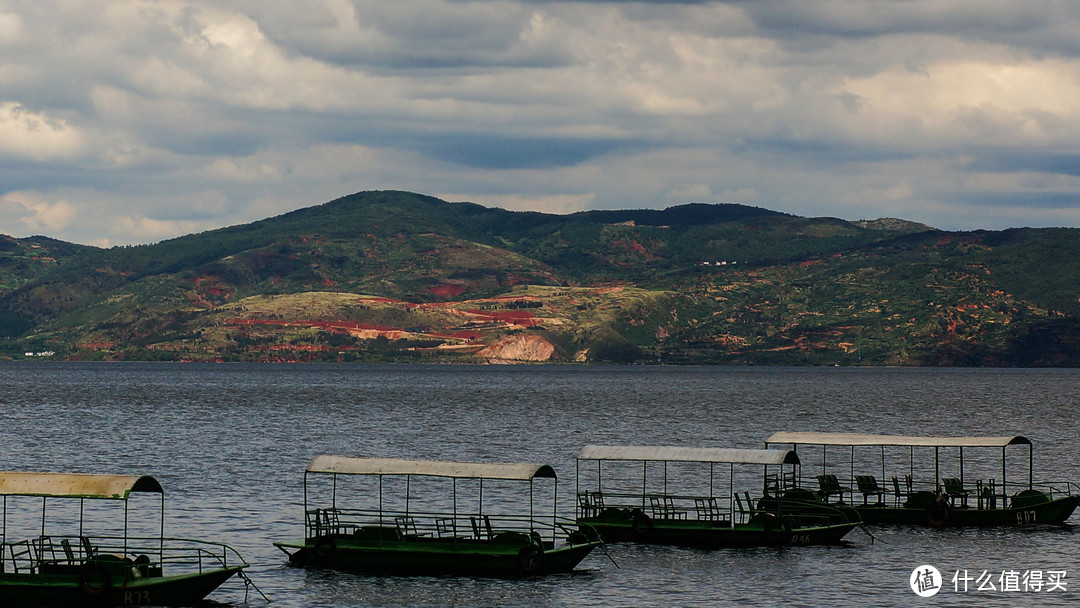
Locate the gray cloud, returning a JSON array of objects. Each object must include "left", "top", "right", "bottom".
[{"left": 0, "top": 0, "right": 1078, "bottom": 246}]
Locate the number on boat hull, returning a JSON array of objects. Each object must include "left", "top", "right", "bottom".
[
  {"left": 790, "top": 534, "right": 812, "bottom": 546},
  {"left": 1016, "top": 510, "right": 1037, "bottom": 525},
  {"left": 124, "top": 590, "right": 153, "bottom": 605}
]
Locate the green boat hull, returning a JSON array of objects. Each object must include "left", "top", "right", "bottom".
[
  {"left": 578, "top": 510, "right": 858, "bottom": 548},
  {"left": 0, "top": 567, "right": 243, "bottom": 607},
  {"left": 852, "top": 491, "right": 1080, "bottom": 527},
  {"left": 275, "top": 532, "right": 600, "bottom": 577}
]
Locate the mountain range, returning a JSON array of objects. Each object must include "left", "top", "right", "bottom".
[{"left": 3, "top": 190, "right": 1079, "bottom": 365}]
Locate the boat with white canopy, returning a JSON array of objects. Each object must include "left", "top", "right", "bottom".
[
  {"left": 273, "top": 455, "right": 601, "bottom": 576},
  {"left": 0, "top": 471, "right": 255, "bottom": 606},
  {"left": 574, "top": 446, "right": 860, "bottom": 547},
  {"left": 764, "top": 432, "right": 1080, "bottom": 526}
]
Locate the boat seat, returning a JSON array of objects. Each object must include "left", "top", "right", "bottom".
[
  {"left": 649, "top": 495, "right": 687, "bottom": 520},
  {"left": 577, "top": 491, "right": 604, "bottom": 518},
  {"left": 395, "top": 516, "right": 429, "bottom": 538},
  {"left": 817, "top": 475, "right": 849, "bottom": 503},
  {"left": 648, "top": 496, "right": 662, "bottom": 518},
  {"left": 734, "top": 493, "right": 757, "bottom": 523},
  {"left": 976, "top": 479, "right": 998, "bottom": 510},
  {"left": 694, "top": 497, "right": 725, "bottom": 521},
  {"left": 34, "top": 536, "right": 58, "bottom": 566},
  {"left": 81, "top": 536, "right": 97, "bottom": 559},
  {"left": 942, "top": 478, "right": 971, "bottom": 507},
  {"left": 733, "top": 494, "right": 747, "bottom": 522},
  {"left": 8, "top": 540, "right": 34, "bottom": 574},
  {"left": 855, "top": 476, "right": 886, "bottom": 505},
  {"left": 763, "top": 473, "right": 781, "bottom": 496},
  {"left": 891, "top": 475, "right": 914, "bottom": 507},
  {"left": 470, "top": 515, "right": 495, "bottom": 540},
  {"left": 319, "top": 508, "right": 349, "bottom": 535},
  {"left": 61, "top": 539, "right": 76, "bottom": 563},
  {"left": 577, "top": 492, "right": 591, "bottom": 517},
  {"left": 435, "top": 518, "right": 457, "bottom": 538}
]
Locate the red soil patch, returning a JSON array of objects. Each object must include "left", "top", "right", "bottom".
[
  {"left": 428, "top": 284, "right": 466, "bottom": 297},
  {"left": 464, "top": 310, "right": 543, "bottom": 327}
]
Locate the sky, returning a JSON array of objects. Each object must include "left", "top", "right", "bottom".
[{"left": 2, "top": 1, "right": 1080, "bottom": 247}]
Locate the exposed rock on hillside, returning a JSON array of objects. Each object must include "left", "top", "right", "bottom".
[{"left": 477, "top": 334, "right": 555, "bottom": 362}]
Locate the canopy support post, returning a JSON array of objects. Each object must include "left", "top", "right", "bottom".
[
  {"left": 552, "top": 478, "right": 558, "bottom": 541},
  {"left": 1028, "top": 445, "right": 1033, "bottom": 489},
  {"left": 880, "top": 446, "right": 886, "bottom": 481},
  {"left": 959, "top": 447, "right": 965, "bottom": 486},
  {"left": 124, "top": 499, "right": 129, "bottom": 559},
  {"left": 849, "top": 447, "right": 854, "bottom": 490},
  {"left": 935, "top": 448, "right": 940, "bottom": 492},
  {"left": 641, "top": 461, "right": 647, "bottom": 509},
  {"left": 729, "top": 463, "right": 735, "bottom": 529},
  {"left": 909, "top": 447, "right": 914, "bottom": 486},
  {"left": 1000, "top": 447, "right": 1007, "bottom": 494},
  {"left": 159, "top": 492, "right": 165, "bottom": 562},
  {"left": 40, "top": 497, "right": 46, "bottom": 540}
]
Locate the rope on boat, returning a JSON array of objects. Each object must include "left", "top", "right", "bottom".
[
  {"left": 598, "top": 542, "right": 620, "bottom": 569},
  {"left": 237, "top": 568, "right": 272, "bottom": 603},
  {"left": 859, "top": 525, "right": 885, "bottom": 545}
]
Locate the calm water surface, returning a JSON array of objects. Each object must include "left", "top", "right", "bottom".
[{"left": 1, "top": 363, "right": 1078, "bottom": 607}]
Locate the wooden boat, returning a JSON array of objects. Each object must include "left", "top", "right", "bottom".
[
  {"left": 273, "top": 455, "right": 602, "bottom": 577},
  {"left": 764, "top": 432, "right": 1080, "bottom": 527},
  {"left": 0, "top": 471, "right": 254, "bottom": 607},
  {"left": 574, "top": 446, "right": 860, "bottom": 547}
]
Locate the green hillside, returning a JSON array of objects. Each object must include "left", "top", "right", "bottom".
[{"left": 1, "top": 190, "right": 1078, "bottom": 365}]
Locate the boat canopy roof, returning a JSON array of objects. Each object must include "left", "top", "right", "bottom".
[
  {"left": 307, "top": 455, "right": 557, "bottom": 480},
  {"left": 577, "top": 445, "right": 801, "bottom": 466},
  {"left": 765, "top": 432, "right": 1032, "bottom": 448},
  {"left": 0, "top": 472, "right": 163, "bottom": 499}
]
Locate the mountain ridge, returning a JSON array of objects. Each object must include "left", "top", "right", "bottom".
[{"left": 3, "top": 190, "right": 1078, "bottom": 365}]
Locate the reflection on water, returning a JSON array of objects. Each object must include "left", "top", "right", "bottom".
[{"left": 1, "top": 363, "right": 1078, "bottom": 607}]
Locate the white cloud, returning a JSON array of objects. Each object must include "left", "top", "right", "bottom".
[
  {"left": 0, "top": 102, "right": 86, "bottom": 161},
  {"left": 834, "top": 58, "right": 1080, "bottom": 146},
  {"left": 0, "top": 11, "right": 24, "bottom": 44},
  {"left": 0, "top": 191, "right": 78, "bottom": 235}
]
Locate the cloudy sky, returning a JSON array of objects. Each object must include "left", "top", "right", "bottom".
[{"left": 2, "top": 1, "right": 1079, "bottom": 246}]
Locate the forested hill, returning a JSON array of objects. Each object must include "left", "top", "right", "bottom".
[{"left": 2, "top": 190, "right": 1078, "bottom": 365}]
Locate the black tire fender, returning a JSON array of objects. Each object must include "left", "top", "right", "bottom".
[
  {"left": 925, "top": 496, "right": 950, "bottom": 527},
  {"left": 79, "top": 560, "right": 112, "bottom": 596},
  {"left": 314, "top": 536, "right": 337, "bottom": 559},
  {"left": 517, "top": 542, "right": 544, "bottom": 574},
  {"left": 764, "top": 515, "right": 793, "bottom": 545},
  {"left": 630, "top": 509, "right": 653, "bottom": 537}
]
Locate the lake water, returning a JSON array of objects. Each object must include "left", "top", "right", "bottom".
[{"left": 1, "top": 363, "right": 1078, "bottom": 607}]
